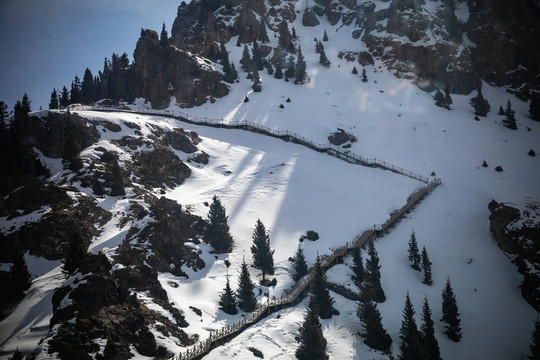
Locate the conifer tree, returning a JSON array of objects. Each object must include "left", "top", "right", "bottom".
[
  {"left": 434, "top": 89, "right": 451, "bottom": 109},
  {"left": 9, "top": 348, "right": 24, "bottom": 360},
  {"left": 220, "top": 43, "right": 236, "bottom": 83},
  {"left": 498, "top": 105, "right": 505, "bottom": 115},
  {"left": 259, "top": 21, "right": 270, "bottom": 43},
  {"left": 219, "top": 276, "right": 237, "bottom": 315},
  {"left": 357, "top": 299, "right": 392, "bottom": 351},
  {"left": 323, "top": 30, "right": 329, "bottom": 41},
  {"left": 398, "top": 293, "right": 424, "bottom": 360},
  {"left": 503, "top": 100, "right": 518, "bottom": 129},
  {"left": 205, "top": 195, "right": 234, "bottom": 252},
  {"left": 9, "top": 249, "right": 32, "bottom": 298},
  {"left": 49, "top": 89, "right": 59, "bottom": 109},
  {"left": 529, "top": 318, "right": 540, "bottom": 360},
  {"left": 237, "top": 259, "right": 257, "bottom": 312},
  {"left": 264, "top": 61, "right": 274, "bottom": 75},
  {"left": 60, "top": 86, "right": 70, "bottom": 108},
  {"left": 352, "top": 247, "right": 364, "bottom": 284},
  {"left": 469, "top": 84, "right": 490, "bottom": 117},
  {"left": 295, "top": 46, "right": 307, "bottom": 84},
  {"left": 296, "top": 297, "right": 329, "bottom": 360},
  {"left": 291, "top": 243, "right": 308, "bottom": 281},
  {"left": 0, "top": 101, "right": 8, "bottom": 131},
  {"left": 315, "top": 40, "right": 323, "bottom": 54},
  {"left": 440, "top": 277, "right": 462, "bottom": 342},
  {"left": 529, "top": 96, "right": 540, "bottom": 122},
  {"left": 160, "top": 23, "right": 169, "bottom": 47},
  {"left": 352, "top": 66, "right": 358, "bottom": 75},
  {"left": 319, "top": 46, "right": 330, "bottom": 68},
  {"left": 70, "top": 75, "right": 81, "bottom": 104},
  {"left": 250, "top": 219, "right": 274, "bottom": 281},
  {"left": 311, "top": 256, "right": 335, "bottom": 319},
  {"left": 285, "top": 55, "right": 296, "bottom": 80},
  {"left": 361, "top": 68, "right": 368, "bottom": 82},
  {"left": 252, "top": 41, "right": 264, "bottom": 71},
  {"left": 240, "top": 45, "right": 253, "bottom": 72},
  {"left": 251, "top": 68, "right": 262, "bottom": 92},
  {"left": 62, "top": 225, "right": 87, "bottom": 275},
  {"left": 421, "top": 246, "right": 433, "bottom": 285},
  {"left": 366, "top": 240, "right": 386, "bottom": 302},
  {"left": 81, "top": 68, "right": 95, "bottom": 104},
  {"left": 274, "top": 65, "right": 283, "bottom": 79},
  {"left": 444, "top": 87, "right": 453, "bottom": 109},
  {"left": 408, "top": 230, "right": 421, "bottom": 271},
  {"left": 420, "top": 296, "right": 442, "bottom": 360}
]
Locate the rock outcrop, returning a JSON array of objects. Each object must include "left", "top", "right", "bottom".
[{"left": 489, "top": 200, "right": 540, "bottom": 312}]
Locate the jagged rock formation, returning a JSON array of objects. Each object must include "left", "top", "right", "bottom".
[{"left": 489, "top": 200, "right": 540, "bottom": 312}]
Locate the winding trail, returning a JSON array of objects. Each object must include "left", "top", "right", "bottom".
[{"left": 73, "top": 105, "right": 441, "bottom": 360}]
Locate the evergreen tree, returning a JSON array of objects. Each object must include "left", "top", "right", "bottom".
[
  {"left": 311, "top": 256, "right": 335, "bottom": 319},
  {"left": 49, "top": 88, "right": 59, "bottom": 109},
  {"left": 285, "top": 55, "right": 296, "bottom": 80},
  {"left": 398, "top": 293, "right": 424, "bottom": 360},
  {"left": 264, "top": 61, "right": 274, "bottom": 75},
  {"left": 408, "top": 230, "right": 421, "bottom": 271},
  {"left": 60, "top": 86, "right": 70, "bottom": 108},
  {"left": 70, "top": 75, "right": 81, "bottom": 104},
  {"left": 352, "top": 247, "right": 364, "bottom": 284},
  {"left": 295, "top": 46, "right": 307, "bottom": 84},
  {"left": 251, "top": 68, "right": 262, "bottom": 92},
  {"left": 9, "top": 348, "right": 24, "bottom": 360},
  {"left": 160, "top": 23, "right": 169, "bottom": 47},
  {"left": 291, "top": 243, "right": 308, "bottom": 281},
  {"left": 62, "top": 225, "right": 87, "bottom": 275},
  {"left": 220, "top": 43, "right": 236, "bottom": 83},
  {"left": 9, "top": 249, "right": 32, "bottom": 298},
  {"left": 498, "top": 105, "right": 505, "bottom": 115},
  {"left": 250, "top": 219, "right": 274, "bottom": 280},
  {"left": 81, "top": 68, "right": 95, "bottom": 104},
  {"left": 469, "top": 84, "right": 490, "bottom": 117},
  {"left": 219, "top": 276, "right": 237, "bottom": 315},
  {"left": 529, "top": 318, "right": 540, "bottom": 360},
  {"left": 319, "top": 46, "right": 330, "bottom": 68},
  {"left": 205, "top": 195, "right": 234, "bottom": 252},
  {"left": 444, "top": 87, "right": 453, "bottom": 109},
  {"left": 278, "top": 19, "right": 293, "bottom": 51},
  {"left": 323, "top": 30, "right": 329, "bottom": 41},
  {"left": 259, "top": 21, "right": 270, "bottom": 43},
  {"left": 440, "top": 277, "right": 462, "bottom": 342},
  {"left": 252, "top": 41, "right": 264, "bottom": 71},
  {"left": 529, "top": 95, "right": 540, "bottom": 122},
  {"left": 93, "top": 75, "right": 103, "bottom": 101},
  {"left": 315, "top": 40, "right": 323, "bottom": 54},
  {"left": 352, "top": 66, "right": 358, "bottom": 75},
  {"left": 0, "top": 101, "right": 8, "bottom": 130},
  {"left": 296, "top": 298, "right": 329, "bottom": 360},
  {"left": 274, "top": 66, "right": 283, "bottom": 79},
  {"left": 357, "top": 299, "right": 392, "bottom": 351},
  {"left": 421, "top": 246, "right": 433, "bottom": 285},
  {"left": 109, "top": 159, "right": 125, "bottom": 196},
  {"left": 434, "top": 89, "right": 450, "bottom": 109},
  {"left": 366, "top": 240, "right": 386, "bottom": 302},
  {"left": 240, "top": 45, "right": 253, "bottom": 72},
  {"left": 237, "top": 259, "right": 257, "bottom": 312},
  {"left": 420, "top": 296, "right": 442, "bottom": 360},
  {"left": 361, "top": 68, "right": 368, "bottom": 82},
  {"left": 503, "top": 100, "right": 518, "bottom": 129}
]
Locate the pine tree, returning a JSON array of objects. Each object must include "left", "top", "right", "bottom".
[
  {"left": 9, "top": 249, "right": 32, "bottom": 298},
  {"left": 60, "top": 86, "right": 70, "bottom": 108},
  {"left": 81, "top": 68, "right": 95, "bottom": 105},
  {"left": 220, "top": 43, "right": 235, "bottom": 83},
  {"left": 70, "top": 75, "right": 81, "bottom": 104},
  {"left": 160, "top": 23, "right": 169, "bottom": 47},
  {"left": 291, "top": 243, "right": 308, "bottom": 281},
  {"left": 503, "top": 100, "right": 518, "bottom": 129},
  {"left": 529, "top": 95, "right": 540, "bottom": 122},
  {"left": 295, "top": 46, "right": 307, "bottom": 84},
  {"left": 357, "top": 299, "right": 392, "bottom": 351},
  {"left": 498, "top": 105, "right": 505, "bottom": 115},
  {"left": 219, "top": 276, "right": 237, "bottom": 315},
  {"left": 109, "top": 159, "right": 125, "bottom": 196},
  {"left": 251, "top": 68, "right": 262, "bottom": 92},
  {"left": 311, "top": 256, "right": 335, "bottom": 319},
  {"left": 240, "top": 45, "right": 253, "bottom": 72},
  {"left": 352, "top": 247, "right": 364, "bottom": 284},
  {"left": 237, "top": 259, "right": 257, "bottom": 312},
  {"left": 252, "top": 41, "right": 264, "bottom": 71},
  {"left": 296, "top": 298, "right": 329, "bottom": 360},
  {"left": 274, "top": 66, "right": 283, "bottom": 79},
  {"left": 352, "top": 66, "right": 358, "bottom": 75},
  {"left": 0, "top": 101, "right": 8, "bottom": 131},
  {"left": 444, "top": 87, "right": 453, "bottom": 109},
  {"left": 408, "top": 230, "right": 421, "bottom": 271},
  {"left": 323, "top": 30, "right": 329, "bottom": 41},
  {"left": 420, "top": 296, "right": 442, "bottom": 360},
  {"left": 366, "top": 240, "right": 386, "bottom": 302},
  {"left": 398, "top": 293, "right": 424, "bottom": 360},
  {"left": 315, "top": 40, "right": 323, "bottom": 54},
  {"left": 361, "top": 68, "right": 368, "bottom": 82},
  {"left": 469, "top": 84, "right": 490, "bottom": 117},
  {"left": 49, "top": 88, "right": 59, "bottom": 109},
  {"left": 529, "top": 318, "right": 540, "bottom": 360},
  {"left": 9, "top": 348, "right": 24, "bottom": 360},
  {"left": 434, "top": 89, "right": 450, "bottom": 109},
  {"left": 205, "top": 195, "right": 234, "bottom": 252},
  {"left": 421, "top": 246, "right": 433, "bottom": 285},
  {"left": 440, "top": 277, "right": 462, "bottom": 342},
  {"left": 259, "top": 21, "right": 270, "bottom": 43},
  {"left": 62, "top": 225, "right": 87, "bottom": 275},
  {"left": 250, "top": 219, "right": 274, "bottom": 281},
  {"left": 319, "top": 46, "right": 330, "bottom": 68}
]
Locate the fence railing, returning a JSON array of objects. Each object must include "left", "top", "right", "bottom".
[
  {"left": 74, "top": 105, "right": 429, "bottom": 184},
  {"left": 64, "top": 105, "right": 440, "bottom": 360}
]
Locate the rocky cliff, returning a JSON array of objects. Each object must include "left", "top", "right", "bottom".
[{"left": 489, "top": 200, "right": 540, "bottom": 312}]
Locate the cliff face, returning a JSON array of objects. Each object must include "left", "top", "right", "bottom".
[
  {"left": 132, "top": 30, "right": 229, "bottom": 108},
  {"left": 488, "top": 200, "right": 540, "bottom": 312}
]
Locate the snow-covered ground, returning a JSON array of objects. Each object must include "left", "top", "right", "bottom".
[{"left": 1, "top": 3, "right": 540, "bottom": 359}]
